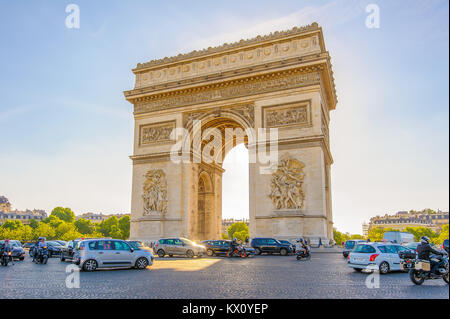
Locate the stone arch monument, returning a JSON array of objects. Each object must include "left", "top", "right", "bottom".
[{"left": 124, "top": 23, "right": 337, "bottom": 243}]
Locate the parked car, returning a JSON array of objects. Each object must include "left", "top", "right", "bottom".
[
  {"left": 442, "top": 239, "right": 449, "bottom": 254},
  {"left": 60, "top": 239, "right": 82, "bottom": 262},
  {"left": 73, "top": 239, "right": 154, "bottom": 271},
  {"left": 154, "top": 238, "right": 206, "bottom": 258},
  {"left": 347, "top": 242, "right": 414, "bottom": 274},
  {"left": 46, "top": 241, "right": 62, "bottom": 257},
  {"left": 0, "top": 240, "right": 25, "bottom": 260},
  {"left": 200, "top": 240, "right": 255, "bottom": 257},
  {"left": 22, "top": 242, "right": 35, "bottom": 250},
  {"left": 250, "top": 238, "right": 293, "bottom": 256},
  {"left": 383, "top": 231, "right": 415, "bottom": 245},
  {"left": 53, "top": 240, "right": 67, "bottom": 246},
  {"left": 278, "top": 240, "right": 296, "bottom": 253},
  {"left": 127, "top": 241, "right": 153, "bottom": 252},
  {"left": 342, "top": 240, "right": 366, "bottom": 258}
]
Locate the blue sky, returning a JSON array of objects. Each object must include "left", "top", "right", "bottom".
[{"left": 0, "top": 0, "right": 448, "bottom": 234}]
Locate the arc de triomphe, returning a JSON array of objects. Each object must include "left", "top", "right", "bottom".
[{"left": 124, "top": 23, "right": 337, "bottom": 243}]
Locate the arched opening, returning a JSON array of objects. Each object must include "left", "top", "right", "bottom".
[{"left": 221, "top": 143, "right": 249, "bottom": 239}]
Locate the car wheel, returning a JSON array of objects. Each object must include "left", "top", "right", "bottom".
[
  {"left": 186, "top": 250, "right": 194, "bottom": 258},
  {"left": 157, "top": 250, "right": 165, "bottom": 258},
  {"left": 60, "top": 254, "right": 65, "bottom": 262},
  {"left": 255, "top": 248, "right": 261, "bottom": 255},
  {"left": 379, "top": 262, "right": 390, "bottom": 274},
  {"left": 168, "top": 254, "right": 173, "bottom": 257},
  {"left": 135, "top": 257, "right": 149, "bottom": 269},
  {"left": 206, "top": 249, "right": 214, "bottom": 257},
  {"left": 280, "top": 248, "right": 288, "bottom": 256},
  {"left": 83, "top": 259, "right": 98, "bottom": 272}
]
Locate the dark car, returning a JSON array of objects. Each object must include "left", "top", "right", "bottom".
[
  {"left": 342, "top": 240, "right": 366, "bottom": 258},
  {"left": 60, "top": 239, "right": 82, "bottom": 262},
  {"left": 278, "top": 240, "right": 296, "bottom": 253},
  {"left": 250, "top": 238, "right": 293, "bottom": 256},
  {"left": 54, "top": 240, "right": 67, "bottom": 246},
  {"left": 200, "top": 240, "right": 232, "bottom": 256},
  {"left": 46, "top": 241, "right": 63, "bottom": 257},
  {"left": 0, "top": 240, "right": 25, "bottom": 260},
  {"left": 200, "top": 240, "right": 255, "bottom": 257},
  {"left": 442, "top": 239, "right": 449, "bottom": 254},
  {"left": 22, "top": 242, "right": 35, "bottom": 250}
]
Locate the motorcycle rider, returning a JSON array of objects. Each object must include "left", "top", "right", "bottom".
[
  {"left": 296, "top": 238, "right": 308, "bottom": 256},
  {"left": 2, "top": 239, "right": 14, "bottom": 265},
  {"left": 417, "top": 236, "right": 444, "bottom": 277},
  {"left": 35, "top": 237, "right": 47, "bottom": 262}
]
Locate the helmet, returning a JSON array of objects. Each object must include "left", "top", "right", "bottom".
[
  {"left": 297, "top": 238, "right": 303, "bottom": 243},
  {"left": 420, "top": 236, "right": 430, "bottom": 244},
  {"left": 233, "top": 237, "right": 237, "bottom": 242}
]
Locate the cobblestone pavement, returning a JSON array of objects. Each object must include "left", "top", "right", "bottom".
[{"left": 0, "top": 253, "right": 448, "bottom": 299}]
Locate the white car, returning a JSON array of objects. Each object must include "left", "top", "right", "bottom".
[
  {"left": 74, "top": 239, "right": 154, "bottom": 271},
  {"left": 347, "top": 242, "right": 413, "bottom": 274}
]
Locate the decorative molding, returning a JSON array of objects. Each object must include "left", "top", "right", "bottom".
[
  {"left": 134, "top": 68, "right": 321, "bottom": 114},
  {"left": 142, "top": 169, "right": 168, "bottom": 215},
  {"left": 139, "top": 121, "right": 175, "bottom": 146},
  {"left": 230, "top": 103, "right": 255, "bottom": 127},
  {"left": 269, "top": 156, "right": 306, "bottom": 210},
  {"left": 134, "top": 23, "right": 320, "bottom": 71}
]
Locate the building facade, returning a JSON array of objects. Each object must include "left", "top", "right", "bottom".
[
  {"left": 368, "top": 210, "right": 449, "bottom": 233},
  {"left": 0, "top": 196, "right": 47, "bottom": 225},
  {"left": 76, "top": 212, "right": 130, "bottom": 224}
]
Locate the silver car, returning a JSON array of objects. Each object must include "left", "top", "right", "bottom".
[
  {"left": 74, "top": 239, "right": 154, "bottom": 271},
  {"left": 154, "top": 238, "right": 206, "bottom": 258},
  {"left": 347, "top": 242, "right": 413, "bottom": 274}
]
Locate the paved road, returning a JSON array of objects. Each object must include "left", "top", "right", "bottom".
[{"left": 0, "top": 253, "right": 448, "bottom": 299}]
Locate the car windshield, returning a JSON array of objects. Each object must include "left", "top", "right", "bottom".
[
  {"left": 128, "top": 241, "right": 142, "bottom": 249},
  {"left": 182, "top": 239, "right": 196, "bottom": 246},
  {"left": 353, "top": 244, "right": 376, "bottom": 253},
  {"left": 345, "top": 241, "right": 355, "bottom": 249}
]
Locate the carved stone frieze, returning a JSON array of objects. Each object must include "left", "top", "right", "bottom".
[
  {"left": 269, "top": 157, "right": 306, "bottom": 210},
  {"left": 140, "top": 121, "right": 175, "bottom": 146},
  {"left": 263, "top": 102, "right": 310, "bottom": 128},
  {"left": 142, "top": 169, "right": 168, "bottom": 215},
  {"left": 134, "top": 69, "right": 321, "bottom": 114}
]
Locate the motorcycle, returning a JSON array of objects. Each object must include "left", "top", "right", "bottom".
[
  {"left": 226, "top": 244, "right": 249, "bottom": 258},
  {"left": 34, "top": 246, "right": 49, "bottom": 264},
  {"left": 296, "top": 246, "right": 311, "bottom": 260},
  {"left": 406, "top": 251, "right": 449, "bottom": 285},
  {"left": 1, "top": 250, "right": 12, "bottom": 266}
]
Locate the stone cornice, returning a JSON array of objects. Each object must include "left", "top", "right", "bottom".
[
  {"left": 129, "top": 66, "right": 324, "bottom": 114},
  {"left": 134, "top": 23, "right": 321, "bottom": 71}
]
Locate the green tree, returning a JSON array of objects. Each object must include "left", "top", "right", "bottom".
[
  {"left": 227, "top": 222, "right": 249, "bottom": 241},
  {"left": 50, "top": 207, "right": 75, "bottom": 223},
  {"left": 109, "top": 225, "right": 123, "bottom": 239},
  {"left": 367, "top": 227, "right": 399, "bottom": 242},
  {"left": 97, "top": 216, "right": 119, "bottom": 237},
  {"left": 118, "top": 215, "right": 130, "bottom": 239},
  {"left": 28, "top": 219, "right": 39, "bottom": 229},
  {"left": 436, "top": 225, "right": 449, "bottom": 245},
  {"left": 34, "top": 222, "right": 56, "bottom": 240},
  {"left": 404, "top": 226, "right": 438, "bottom": 242},
  {"left": 350, "top": 234, "right": 365, "bottom": 240},
  {"left": 0, "top": 220, "right": 23, "bottom": 231},
  {"left": 333, "top": 228, "right": 350, "bottom": 245},
  {"left": 221, "top": 233, "right": 229, "bottom": 239},
  {"left": 74, "top": 218, "right": 95, "bottom": 235}
]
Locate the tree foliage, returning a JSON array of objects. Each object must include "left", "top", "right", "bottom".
[
  {"left": 0, "top": 207, "right": 130, "bottom": 242},
  {"left": 227, "top": 222, "right": 249, "bottom": 242}
]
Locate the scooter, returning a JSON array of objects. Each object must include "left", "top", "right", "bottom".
[
  {"left": 1, "top": 250, "right": 12, "bottom": 266},
  {"left": 226, "top": 245, "right": 249, "bottom": 258},
  {"left": 34, "top": 246, "right": 49, "bottom": 264},
  {"left": 296, "top": 246, "right": 311, "bottom": 260}
]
